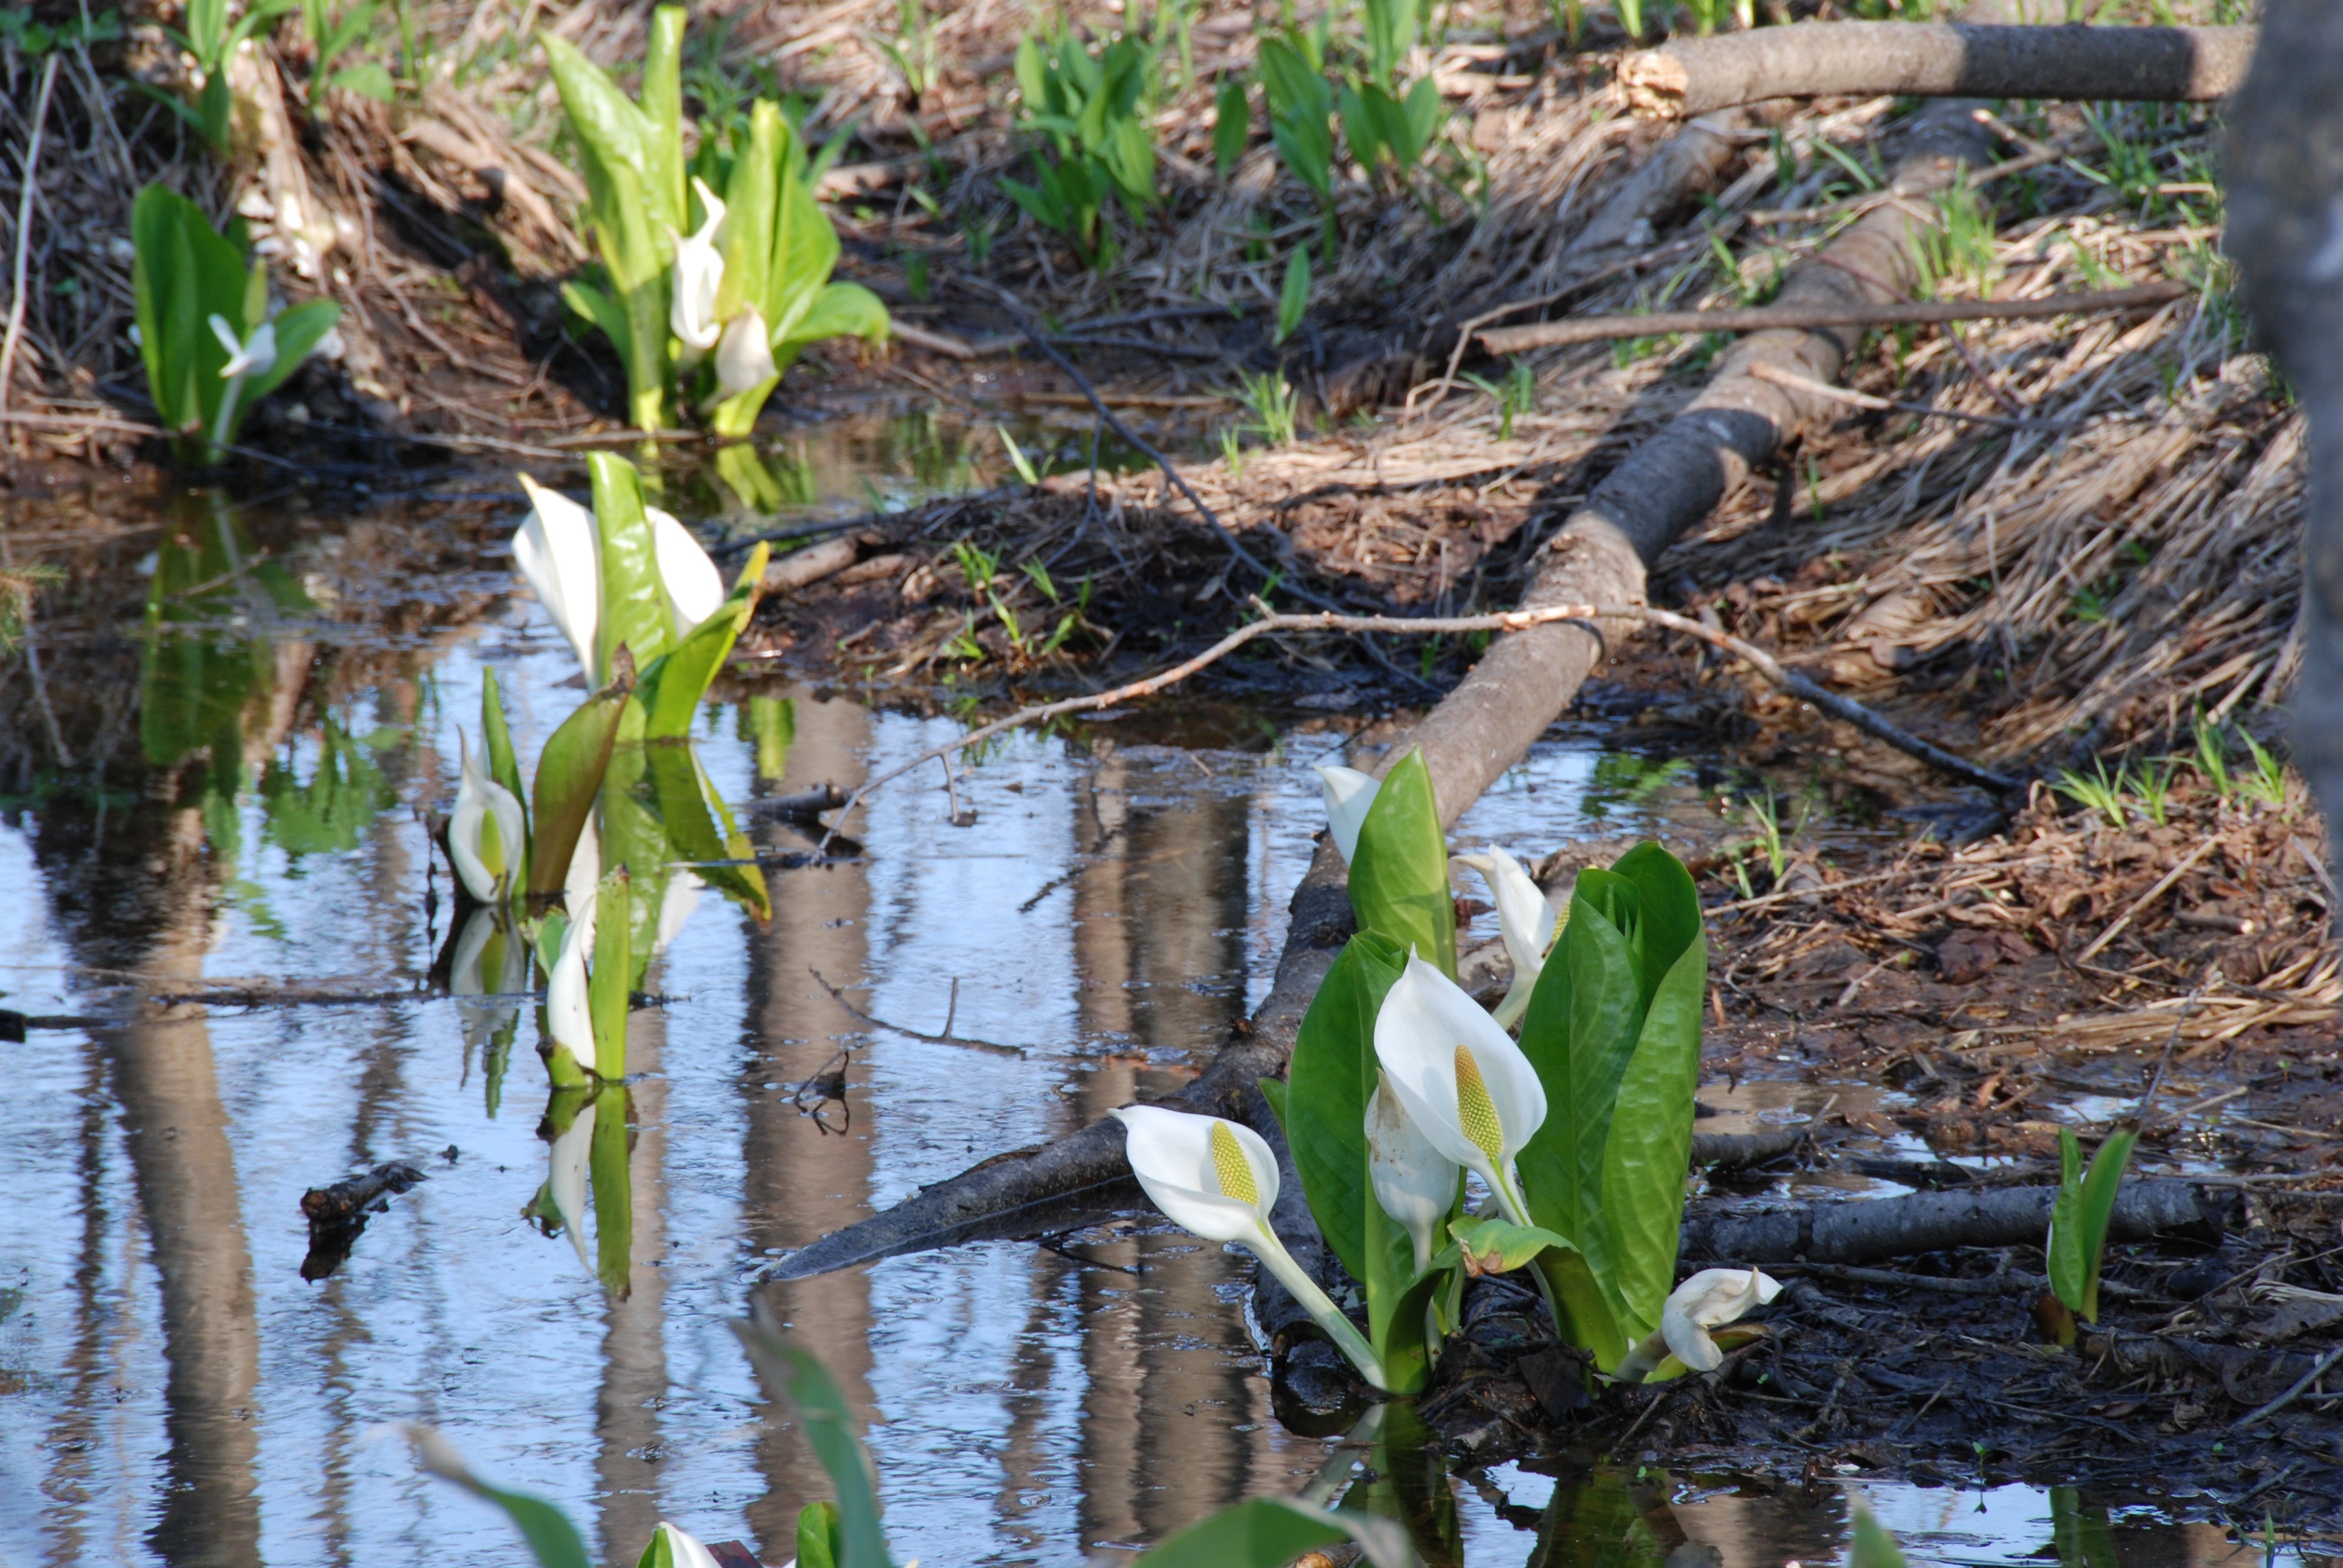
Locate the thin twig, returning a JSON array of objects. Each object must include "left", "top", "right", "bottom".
[
  {"left": 2076, "top": 838, "right": 2217, "bottom": 962},
  {"left": 1748, "top": 361, "right": 2074, "bottom": 432},
  {"left": 1477, "top": 281, "right": 2188, "bottom": 354},
  {"left": 818, "top": 598, "right": 2016, "bottom": 841},
  {"left": 2236, "top": 1345, "right": 2343, "bottom": 1429},
  {"left": 0, "top": 54, "right": 62, "bottom": 458},
  {"left": 807, "top": 966, "right": 1024, "bottom": 1056}
]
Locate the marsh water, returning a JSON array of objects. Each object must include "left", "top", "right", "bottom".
[{"left": 0, "top": 425, "right": 2312, "bottom": 1567}]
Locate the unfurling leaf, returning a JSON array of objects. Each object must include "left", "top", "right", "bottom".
[
  {"left": 637, "top": 541, "right": 769, "bottom": 738},
  {"left": 527, "top": 652, "right": 636, "bottom": 903},
  {"left": 1347, "top": 748, "right": 1454, "bottom": 976},
  {"left": 1276, "top": 248, "right": 1310, "bottom": 346}
]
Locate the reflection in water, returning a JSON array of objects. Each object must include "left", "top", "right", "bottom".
[{"left": 0, "top": 483, "right": 2305, "bottom": 1568}]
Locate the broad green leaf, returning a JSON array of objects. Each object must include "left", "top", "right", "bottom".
[
  {"left": 1213, "top": 79, "right": 1249, "bottom": 175},
  {"left": 408, "top": 1428, "right": 594, "bottom": 1568},
  {"left": 1597, "top": 925, "right": 1706, "bottom": 1338},
  {"left": 526, "top": 656, "right": 634, "bottom": 902},
  {"left": 639, "top": 5, "right": 687, "bottom": 234},
  {"left": 1257, "top": 1075, "right": 1289, "bottom": 1132},
  {"left": 329, "top": 60, "right": 396, "bottom": 99},
  {"left": 589, "top": 864, "right": 632, "bottom": 1077},
  {"left": 2046, "top": 1127, "right": 2087, "bottom": 1313},
  {"left": 541, "top": 34, "right": 670, "bottom": 289},
  {"left": 1374, "top": 1252, "right": 1452, "bottom": 1396},
  {"left": 589, "top": 1082, "right": 632, "bottom": 1292},
  {"left": 638, "top": 543, "right": 768, "bottom": 738},
  {"left": 796, "top": 1501, "right": 847, "bottom": 1568},
  {"left": 599, "top": 740, "right": 677, "bottom": 987},
  {"left": 1132, "top": 1498, "right": 1348, "bottom": 1568},
  {"left": 729, "top": 1317, "right": 896, "bottom": 1568},
  {"left": 2051, "top": 1124, "right": 2138, "bottom": 1322},
  {"left": 1338, "top": 83, "right": 1383, "bottom": 169},
  {"left": 586, "top": 452, "right": 672, "bottom": 682},
  {"left": 719, "top": 100, "right": 786, "bottom": 322},
  {"left": 1851, "top": 1509, "right": 1910, "bottom": 1568},
  {"left": 1284, "top": 930, "right": 1406, "bottom": 1284},
  {"left": 782, "top": 282, "right": 891, "bottom": 351},
  {"left": 130, "top": 183, "right": 249, "bottom": 446},
  {"left": 1347, "top": 748, "right": 1454, "bottom": 976},
  {"left": 1608, "top": 840, "right": 1701, "bottom": 1004},
  {"left": 2050, "top": 1488, "right": 2124, "bottom": 1568},
  {"left": 482, "top": 667, "right": 530, "bottom": 842},
  {"left": 645, "top": 741, "right": 772, "bottom": 922},
  {"left": 562, "top": 278, "right": 632, "bottom": 361},
  {"left": 1276, "top": 248, "right": 1310, "bottom": 346}
]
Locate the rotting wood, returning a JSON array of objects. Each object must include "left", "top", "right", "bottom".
[
  {"left": 300, "top": 1160, "right": 428, "bottom": 1282},
  {"left": 1619, "top": 21, "right": 2254, "bottom": 120},
  {"left": 1477, "top": 281, "right": 2186, "bottom": 356},
  {"left": 772, "top": 103, "right": 1999, "bottom": 1293},
  {"left": 1679, "top": 1177, "right": 2223, "bottom": 1264}
]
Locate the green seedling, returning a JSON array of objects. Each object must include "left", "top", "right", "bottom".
[
  {"left": 1000, "top": 27, "right": 1157, "bottom": 268},
  {"left": 1745, "top": 790, "right": 1789, "bottom": 880},
  {"left": 1218, "top": 424, "right": 1248, "bottom": 477},
  {"left": 1461, "top": 359, "right": 1535, "bottom": 439},
  {"left": 998, "top": 425, "right": 1041, "bottom": 485},
  {"left": 1258, "top": 33, "right": 1336, "bottom": 211},
  {"left": 130, "top": 184, "right": 341, "bottom": 465},
  {"left": 2043, "top": 1120, "right": 2140, "bottom": 1345},
  {"left": 2193, "top": 711, "right": 2235, "bottom": 802},
  {"left": 1213, "top": 77, "right": 1251, "bottom": 175},
  {"left": 2052, "top": 759, "right": 2129, "bottom": 828},
  {"left": 2129, "top": 758, "right": 2173, "bottom": 826},
  {"left": 139, "top": 0, "right": 300, "bottom": 153},
  {"left": 871, "top": 0, "right": 941, "bottom": 102},
  {"left": 2238, "top": 729, "right": 2291, "bottom": 808},
  {"left": 1276, "top": 248, "right": 1311, "bottom": 346},
  {"left": 1236, "top": 369, "right": 1300, "bottom": 446},
  {"left": 305, "top": 0, "right": 396, "bottom": 100}
]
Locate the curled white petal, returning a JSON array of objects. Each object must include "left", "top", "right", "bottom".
[
  {"left": 654, "top": 1522, "right": 724, "bottom": 1568},
  {"left": 1366, "top": 1070, "right": 1458, "bottom": 1274},
  {"left": 547, "top": 1094, "right": 596, "bottom": 1272},
  {"left": 209, "top": 314, "right": 278, "bottom": 379},
  {"left": 669, "top": 179, "right": 729, "bottom": 353},
  {"left": 450, "top": 729, "right": 525, "bottom": 903},
  {"left": 1314, "top": 764, "right": 1379, "bottom": 863},
  {"left": 1659, "top": 1267, "right": 1782, "bottom": 1373},
  {"left": 1109, "top": 1105, "right": 1277, "bottom": 1243},
  {"left": 713, "top": 307, "right": 778, "bottom": 403},
  {"left": 1372, "top": 953, "right": 1548, "bottom": 1187},
  {"left": 653, "top": 868, "right": 706, "bottom": 959},
  {"left": 1454, "top": 844, "right": 1558, "bottom": 1027},
  {"left": 548, "top": 892, "right": 597, "bottom": 1076},
  {"left": 514, "top": 474, "right": 602, "bottom": 679},
  {"left": 648, "top": 506, "right": 726, "bottom": 636},
  {"left": 562, "top": 819, "right": 602, "bottom": 953}
]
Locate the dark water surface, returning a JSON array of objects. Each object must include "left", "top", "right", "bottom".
[{"left": 0, "top": 456, "right": 2312, "bottom": 1568}]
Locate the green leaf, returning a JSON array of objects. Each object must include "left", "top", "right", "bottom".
[
  {"left": 2046, "top": 1126, "right": 2087, "bottom": 1313},
  {"left": 328, "top": 60, "right": 396, "bottom": 99},
  {"left": 589, "top": 1082, "right": 632, "bottom": 1292},
  {"left": 639, "top": 5, "right": 688, "bottom": 234},
  {"left": 482, "top": 666, "right": 530, "bottom": 844},
  {"left": 1450, "top": 1216, "right": 1573, "bottom": 1275},
  {"left": 637, "top": 543, "right": 768, "bottom": 738},
  {"left": 1285, "top": 930, "right": 1407, "bottom": 1284},
  {"left": 246, "top": 298, "right": 341, "bottom": 401},
  {"left": 1347, "top": 748, "right": 1454, "bottom": 976},
  {"left": 541, "top": 33, "right": 671, "bottom": 289},
  {"left": 1132, "top": 1499, "right": 1348, "bottom": 1568},
  {"left": 1850, "top": 1508, "right": 1910, "bottom": 1568},
  {"left": 586, "top": 451, "right": 672, "bottom": 683},
  {"left": 1256, "top": 1075, "right": 1289, "bottom": 1132},
  {"left": 588, "top": 864, "right": 632, "bottom": 1077},
  {"left": 1608, "top": 840, "right": 1702, "bottom": 1002},
  {"left": 1213, "top": 79, "right": 1250, "bottom": 176},
  {"left": 729, "top": 1318, "right": 896, "bottom": 1568},
  {"left": 644, "top": 741, "right": 772, "bottom": 922},
  {"left": 526, "top": 656, "right": 635, "bottom": 902},
  {"left": 1276, "top": 247, "right": 1310, "bottom": 346},
  {"left": 131, "top": 183, "right": 249, "bottom": 446},
  {"left": 719, "top": 100, "right": 787, "bottom": 322},
  {"left": 781, "top": 281, "right": 891, "bottom": 350},
  {"left": 1597, "top": 924, "right": 1706, "bottom": 1338},
  {"left": 796, "top": 1501, "right": 847, "bottom": 1568},
  {"left": 408, "top": 1428, "right": 594, "bottom": 1568},
  {"left": 2050, "top": 1123, "right": 2138, "bottom": 1322},
  {"left": 562, "top": 278, "right": 631, "bottom": 361}
]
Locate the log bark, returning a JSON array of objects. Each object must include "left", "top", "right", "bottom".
[
  {"left": 2226, "top": 2, "right": 2343, "bottom": 903},
  {"left": 1619, "top": 21, "right": 2254, "bottom": 120},
  {"left": 1680, "top": 1178, "right": 2223, "bottom": 1265},
  {"left": 768, "top": 104, "right": 1994, "bottom": 1291}
]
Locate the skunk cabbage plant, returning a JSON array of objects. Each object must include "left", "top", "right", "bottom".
[
  {"left": 131, "top": 183, "right": 339, "bottom": 463},
  {"left": 1612, "top": 1267, "right": 1781, "bottom": 1383},
  {"left": 2044, "top": 1120, "right": 2140, "bottom": 1344}
]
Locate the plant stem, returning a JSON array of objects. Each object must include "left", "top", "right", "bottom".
[
  {"left": 622, "top": 283, "right": 669, "bottom": 433},
  {"left": 208, "top": 373, "right": 247, "bottom": 465},
  {"left": 1249, "top": 1227, "right": 1390, "bottom": 1391}
]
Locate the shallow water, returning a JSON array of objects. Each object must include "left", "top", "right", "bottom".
[{"left": 0, "top": 475, "right": 2309, "bottom": 1567}]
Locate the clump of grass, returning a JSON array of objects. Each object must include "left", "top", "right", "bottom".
[{"left": 2053, "top": 759, "right": 2129, "bottom": 828}]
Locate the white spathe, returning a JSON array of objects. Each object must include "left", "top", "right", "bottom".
[
  {"left": 515, "top": 473, "right": 602, "bottom": 678},
  {"left": 547, "top": 891, "right": 597, "bottom": 1076},
  {"left": 713, "top": 307, "right": 778, "bottom": 402},
  {"left": 449, "top": 729, "right": 526, "bottom": 903},
  {"left": 1372, "top": 952, "right": 1548, "bottom": 1224},
  {"left": 547, "top": 1092, "right": 597, "bottom": 1273},
  {"left": 1452, "top": 844, "right": 1558, "bottom": 1028},
  {"left": 652, "top": 1521, "right": 724, "bottom": 1568},
  {"left": 1366, "top": 1070, "right": 1458, "bottom": 1275},
  {"left": 1110, "top": 1105, "right": 1391, "bottom": 1389},
  {"left": 563, "top": 819, "right": 602, "bottom": 953},
  {"left": 1614, "top": 1267, "right": 1783, "bottom": 1382},
  {"left": 209, "top": 314, "right": 278, "bottom": 379},
  {"left": 1314, "top": 764, "right": 1378, "bottom": 863},
  {"left": 648, "top": 506, "right": 725, "bottom": 635},
  {"left": 669, "top": 178, "right": 729, "bottom": 354}
]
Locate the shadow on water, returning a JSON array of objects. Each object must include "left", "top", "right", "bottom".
[{"left": 0, "top": 477, "right": 2319, "bottom": 1567}]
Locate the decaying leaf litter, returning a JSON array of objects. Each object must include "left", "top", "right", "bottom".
[{"left": 7, "top": 0, "right": 2343, "bottom": 1547}]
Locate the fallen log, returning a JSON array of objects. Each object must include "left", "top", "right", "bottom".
[
  {"left": 1619, "top": 21, "right": 2254, "bottom": 120},
  {"left": 1477, "top": 280, "right": 2187, "bottom": 356},
  {"left": 770, "top": 103, "right": 1997, "bottom": 1298},
  {"left": 1681, "top": 1177, "right": 2223, "bottom": 1265},
  {"left": 300, "top": 1160, "right": 428, "bottom": 1281}
]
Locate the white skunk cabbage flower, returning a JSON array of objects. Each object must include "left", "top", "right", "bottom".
[
  {"left": 1314, "top": 764, "right": 1379, "bottom": 862},
  {"left": 647, "top": 1521, "right": 724, "bottom": 1568},
  {"left": 1366, "top": 1070, "right": 1458, "bottom": 1275},
  {"left": 1613, "top": 1267, "right": 1783, "bottom": 1383},
  {"left": 1110, "top": 1105, "right": 1391, "bottom": 1390},
  {"left": 210, "top": 314, "right": 278, "bottom": 380},
  {"left": 669, "top": 178, "right": 729, "bottom": 356},
  {"left": 712, "top": 307, "right": 778, "bottom": 404},
  {"left": 546, "top": 1092, "right": 597, "bottom": 1273},
  {"left": 1374, "top": 952, "right": 1548, "bottom": 1225},
  {"left": 448, "top": 730, "right": 526, "bottom": 903},
  {"left": 1452, "top": 844, "right": 1559, "bottom": 1029},
  {"left": 515, "top": 474, "right": 603, "bottom": 679},
  {"left": 648, "top": 506, "right": 724, "bottom": 636},
  {"left": 546, "top": 892, "right": 598, "bottom": 1077}
]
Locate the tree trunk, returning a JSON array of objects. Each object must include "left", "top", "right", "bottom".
[
  {"left": 1620, "top": 21, "right": 2254, "bottom": 119},
  {"left": 1679, "top": 1178, "right": 2223, "bottom": 1266},
  {"left": 2226, "top": 1, "right": 2343, "bottom": 895}
]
